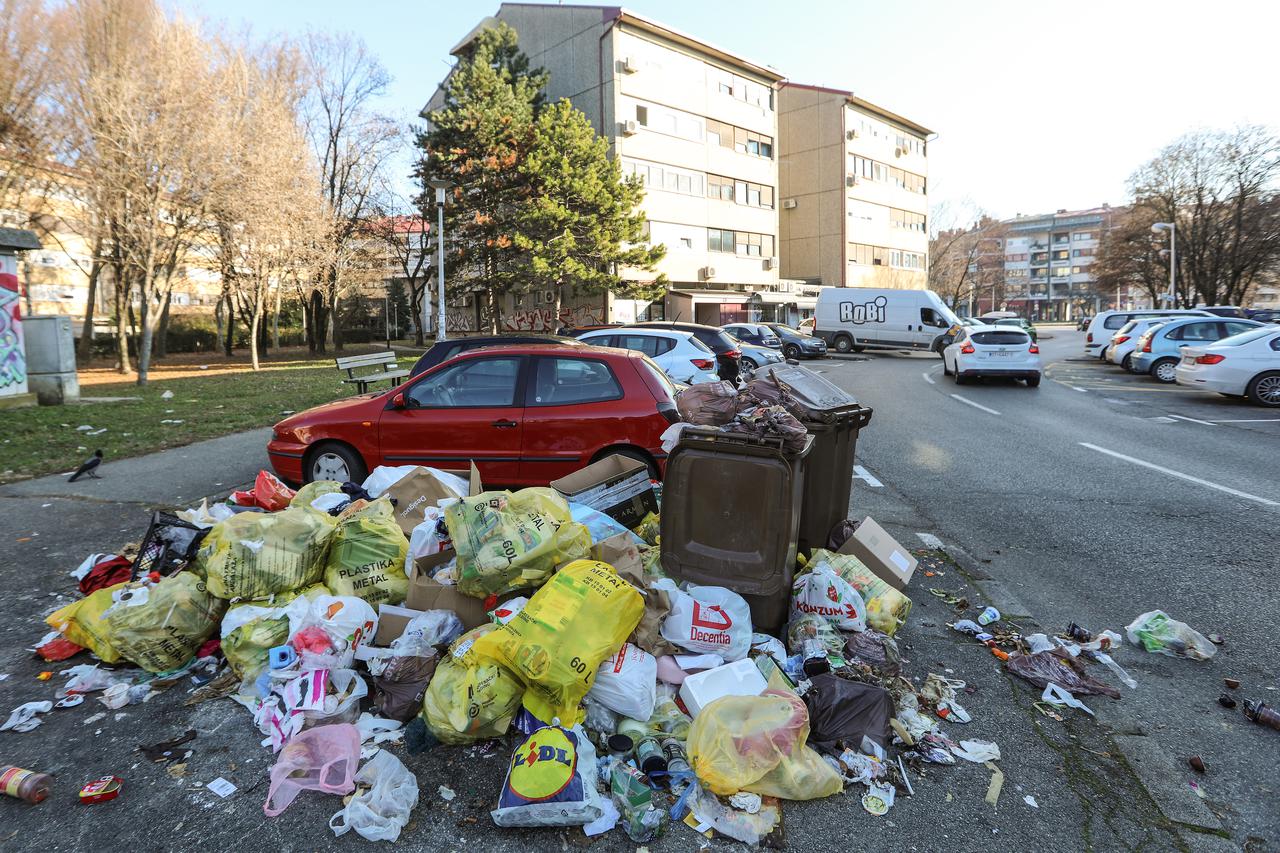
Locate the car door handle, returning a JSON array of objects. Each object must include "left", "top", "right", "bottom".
[{"left": 491, "top": 419, "right": 518, "bottom": 428}]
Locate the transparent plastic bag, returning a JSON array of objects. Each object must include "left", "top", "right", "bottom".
[
  {"left": 263, "top": 723, "right": 360, "bottom": 816},
  {"left": 1125, "top": 610, "right": 1216, "bottom": 661},
  {"left": 329, "top": 749, "right": 419, "bottom": 842}
]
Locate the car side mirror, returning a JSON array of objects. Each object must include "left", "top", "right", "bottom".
[{"left": 391, "top": 392, "right": 406, "bottom": 409}]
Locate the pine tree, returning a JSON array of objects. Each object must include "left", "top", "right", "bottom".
[
  {"left": 415, "top": 22, "right": 547, "bottom": 332},
  {"left": 517, "top": 99, "right": 667, "bottom": 325}
]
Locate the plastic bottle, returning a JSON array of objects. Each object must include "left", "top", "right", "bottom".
[
  {"left": 1, "top": 766, "right": 52, "bottom": 804},
  {"left": 1244, "top": 700, "right": 1280, "bottom": 731}
]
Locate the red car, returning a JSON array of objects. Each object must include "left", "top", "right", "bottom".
[{"left": 268, "top": 344, "right": 676, "bottom": 486}]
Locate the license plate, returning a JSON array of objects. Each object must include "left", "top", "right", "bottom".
[
  {"left": 1181, "top": 355, "right": 1196, "bottom": 364},
  {"left": 990, "top": 351, "right": 1012, "bottom": 358}
]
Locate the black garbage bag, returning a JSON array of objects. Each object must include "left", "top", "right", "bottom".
[{"left": 803, "top": 672, "right": 893, "bottom": 755}]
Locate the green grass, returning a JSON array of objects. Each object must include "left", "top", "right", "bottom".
[{"left": 0, "top": 353, "right": 418, "bottom": 484}]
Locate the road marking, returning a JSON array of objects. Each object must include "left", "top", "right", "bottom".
[
  {"left": 1167, "top": 414, "right": 1216, "bottom": 426},
  {"left": 917, "top": 532, "right": 944, "bottom": 549},
  {"left": 949, "top": 394, "right": 1001, "bottom": 415},
  {"left": 922, "top": 371, "right": 935, "bottom": 385},
  {"left": 852, "top": 465, "right": 883, "bottom": 487},
  {"left": 1078, "top": 442, "right": 1280, "bottom": 507},
  {"left": 1146, "top": 416, "right": 1177, "bottom": 423},
  {"left": 1212, "top": 418, "right": 1280, "bottom": 423}
]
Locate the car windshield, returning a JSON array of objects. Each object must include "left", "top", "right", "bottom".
[
  {"left": 972, "top": 330, "right": 1029, "bottom": 345},
  {"left": 1217, "top": 326, "right": 1279, "bottom": 347}
]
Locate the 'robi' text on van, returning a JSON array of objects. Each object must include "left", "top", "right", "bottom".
[{"left": 838, "top": 296, "right": 888, "bottom": 325}]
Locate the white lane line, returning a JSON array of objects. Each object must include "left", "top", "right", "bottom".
[
  {"left": 1167, "top": 414, "right": 1216, "bottom": 426},
  {"left": 1060, "top": 383, "right": 1088, "bottom": 392},
  {"left": 1078, "top": 442, "right": 1280, "bottom": 507},
  {"left": 852, "top": 465, "right": 884, "bottom": 487},
  {"left": 917, "top": 532, "right": 944, "bottom": 549},
  {"left": 922, "top": 372, "right": 935, "bottom": 385},
  {"left": 949, "top": 394, "right": 1001, "bottom": 415},
  {"left": 1146, "top": 416, "right": 1177, "bottom": 423},
  {"left": 1212, "top": 418, "right": 1280, "bottom": 423}
]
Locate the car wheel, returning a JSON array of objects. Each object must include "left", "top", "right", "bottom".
[
  {"left": 1246, "top": 371, "right": 1280, "bottom": 407},
  {"left": 942, "top": 358, "right": 952, "bottom": 376},
  {"left": 1026, "top": 375, "right": 1041, "bottom": 387},
  {"left": 783, "top": 344, "right": 801, "bottom": 360},
  {"left": 833, "top": 335, "right": 853, "bottom": 354},
  {"left": 306, "top": 442, "right": 367, "bottom": 484},
  {"left": 1120, "top": 353, "right": 1133, "bottom": 372},
  {"left": 595, "top": 446, "right": 660, "bottom": 481},
  {"left": 1150, "top": 358, "right": 1178, "bottom": 384},
  {"left": 953, "top": 371, "right": 967, "bottom": 385}
]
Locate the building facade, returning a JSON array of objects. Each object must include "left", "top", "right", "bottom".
[
  {"left": 426, "top": 4, "right": 818, "bottom": 327},
  {"left": 777, "top": 83, "right": 931, "bottom": 291},
  {"left": 1001, "top": 206, "right": 1115, "bottom": 321}
]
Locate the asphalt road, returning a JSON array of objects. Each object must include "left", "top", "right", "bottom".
[{"left": 817, "top": 329, "right": 1279, "bottom": 850}]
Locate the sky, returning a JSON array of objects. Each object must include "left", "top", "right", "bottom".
[{"left": 173, "top": 0, "right": 1280, "bottom": 224}]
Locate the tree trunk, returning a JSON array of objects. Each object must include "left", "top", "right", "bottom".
[
  {"left": 249, "top": 284, "right": 265, "bottom": 371},
  {"left": 328, "top": 288, "right": 342, "bottom": 351},
  {"left": 309, "top": 289, "right": 327, "bottom": 354},
  {"left": 272, "top": 280, "right": 282, "bottom": 350},
  {"left": 77, "top": 260, "right": 102, "bottom": 363},
  {"left": 223, "top": 293, "right": 235, "bottom": 357},
  {"left": 214, "top": 291, "right": 225, "bottom": 354},
  {"left": 155, "top": 290, "right": 172, "bottom": 359},
  {"left": 113, "top": 268, "right": 132, "bottom": 375},
  {"left": 411, "top": 282, "right": 425, "bottom": 346}
]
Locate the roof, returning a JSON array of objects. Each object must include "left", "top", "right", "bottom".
[
  {"left": 0, "top": 227, "right": 41, "bottom": 251},
  {"left": 780, "top": 82, "right": 933, "bottom": 137},
  {"left": 492, "top": 3, "right": 784, "bottom": 81}
]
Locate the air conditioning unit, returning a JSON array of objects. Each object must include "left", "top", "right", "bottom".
[
  {"left": 894, "top": 147, "right": 903, "bottom": 158},
  {"left": 845, "top": 175, "right": 857, "bottom": 188},
  {"left": 782, "top": 198, "right": 797, "bottom": 210},
  {"left": 620, "top": 119, "right": 639, "bottom": 136},
  {"left": 699, "top": 266, "right": 716, "bottom": 280},
  {"left": 845, "top": 129, "right": 858, "bottom": 140},
  {"left": 621, "top": 56, "right": 639, "bottom": 74},
  {"left": 763, "top": 256, "right": 778, "bottom": 270}
]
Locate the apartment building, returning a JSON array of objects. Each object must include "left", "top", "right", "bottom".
[
  {"left": 1002, "top": 206, "right": 1116, "bottom": 321},
  {"left": 425, "top": 4, "right": 817, "bottom": 328},
  {"left": 778, "top": 83, "right": 931, "bottom": 291}
]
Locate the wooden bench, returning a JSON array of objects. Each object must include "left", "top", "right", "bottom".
[{"left": 335, "top": 351, "right": 410, "bottom": 394}]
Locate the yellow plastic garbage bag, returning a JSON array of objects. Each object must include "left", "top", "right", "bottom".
[
  {"left": 323, "top": 498, "right": 409, "bottom": 607},
  {"left": 46, "top": 582, "right": 128, "bottom": 664},
  {"left": 445, "top": 488, "right": 592, "bottom": 598},
  {"left": 687, "top": 691, "right": 843, "bottom": 801},
  {"left": 472, "top": 560, "right": 643, "bottom": 727},
  {"left": 104, "top": 573, "right": 228, "bottom": 673},
  {"left": 421, "top": 625, "right": 524, "bottom": 744},
  {"left": 290, "top": 480, "right": 343, "bottom": 509},
  {"left": 808, "top": 549, "right": 912, "bottom": 636},
  {"left": 198, "top": 506, "right": 336, "bottom": 600}
]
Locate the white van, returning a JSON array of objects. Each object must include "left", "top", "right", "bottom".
[{"left": 813, "top": 287, "right": 963, "bottom": 355}]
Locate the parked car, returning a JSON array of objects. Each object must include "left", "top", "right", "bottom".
[
  {"left": 942, "top": 325, "right": 1041, "bottom": 386},
  {"left": 731, "top": 338, "right": 785, "bottom": 375},
  {"left": 990, "top": 317, "right": 1038, "bottom": 343},
  {"left": 268, "top": 344, "right": 677, "bottom": 486},
  {"left": 720, "top": 322, "right": 781, "bottom": 348},
  {"left": 1197, "top": 306, "right": 1248, "bottom": 319},
  {"left": 1104, "top": 318, "right": 1169, "bottom": 371},
  {"left": 409, "top": 334, "right": 582, "bottom": 376},
  {"left": 560, "top": 323, "right": 623, "bottom": 337},
  {"left": 797, "top": 317, "right": 816, "bottom": 334},
  {"left": 628, "top": 321, "right": 743, "bottom": 382},
  {"left": 1076, "top": 314, "right": 1093, "bottom": 331},
  {"left": 765, "top": 322, "right": 828, "bottom": 360},
  {"left": 1175, "top": 325, "right": 1280, "bottom": 406},
  {"left": 1083, "top": 309, "right": 1214, "bottom": 359},
  {"left": 575, "top": 327, "right": 721, "bottom": 385},
  {"left": 814, "top": 286, "right": 962, "bottom": 355},
  {"left": 1246, "top": 309, "right": 1280, "bottom": 324},
  {"left": 1132, "top": 317, "right": 1266, "bottom": 382}
]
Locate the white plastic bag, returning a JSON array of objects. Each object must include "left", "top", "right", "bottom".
[
  {"left": 388, "top": 610, "right": 464, "bottom": 657},
  {"left": 303, "top": 668, "right": 368, "bottom": 723},
  {"left": 404, "top": 507, "right": 450, "bottom": 575},
  {"left": 654, "top": 580, "right": 752, "bottom": 662},
  {"left": 587, "top": 642, "right": 658, "bottom": 721},
  {"left": 363, "top": 465, "right": 468, "bottom": 500},
  {"left": 329, "top": 749, "right": 419, "bottom": 842},
  {"left": 790, "top": 565, "right": 867, "bottom": 632}
]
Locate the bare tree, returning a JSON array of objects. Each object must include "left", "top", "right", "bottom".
[
  {"left": 366, "top": 195, "right": 430, "bottom": 346},
  {"left": 301, "top": 32, "right": 400, "bottom": 353},
  {"left": 0, "top": 0, "right": 60, "bottom": 210},
  {"left": 1128, "top": 126, "right": 1280, "bottom": 307},
  {"left": 929, "top": 201, "right": 1002, "bottom": 312}
]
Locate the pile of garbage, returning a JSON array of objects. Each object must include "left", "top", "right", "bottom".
[{"left": 12, "top": 411, "right": 1250, "bottom": 841}]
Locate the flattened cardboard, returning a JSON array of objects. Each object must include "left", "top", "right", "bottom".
[
  {"left": 406, "top": 549, "right": 493, "bottom": 630},
  {"left": 386, "top": 467, "right": 464, "bottom": 536},
  {"left": 592, "top": 532, "right": 644, "bottom": 582},
  {"left": 551, "top": 454, "right": 657, "bottom": 529},
  {"left": 837, "top": 516, "right": 917, "bottom": 591}
]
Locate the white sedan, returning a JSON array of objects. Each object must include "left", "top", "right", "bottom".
[
  {"left": 943, "top": 325, "right": 1042, "bottom": 386},
  {"left": 1174, "top": 325, "right": 1280, "bottom": 406},
  {"left": 575, "top": 328, "right": 721, "bottom": 385}
]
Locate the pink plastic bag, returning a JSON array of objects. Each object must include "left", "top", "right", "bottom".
[{"left": 263, "top": 723, "right": 361, "bottom": 817}]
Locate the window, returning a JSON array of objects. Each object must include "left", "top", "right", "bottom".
[
  {"left": 708, "top": 228, "right": 734, "bottom": 252},
  {"left": 1051, "top": 266, "right": 1070, "bottom": 277},
  {"left": 708, "top": 174, "right": 734, "bottom": 201},
  {"left": 530, "top": 358, "right": 621, "bottom": 406},
  {"left": 1179, "top": 322, "right": 1220, "bottom": 342},
  {"left": 1052, "top": 249, "right": 1069, "bottom": 260},
  {"left": 615, "top": 333, "right": 675, "bottom": 358},
  {"left": 636, "top": 105, "right": 648, "bottom": 126},
  {"left": 1071, "top": 266, "right": 1083, "bottom": 274},
  {"left": 407, "top": 357, "right": 521, "bottom": 408},
  {"left": 709, "top": 175, "right": 773, "bottom": 208},
  {"left": 890, "top": 208, "right": 926, "bottom": 232},
  {"left": 1006, "top": 253, "right": 1028, "bottom": 262},
  {"left": 632, "top": 101, "right": 702, "bottom": 141},
  {"left": 1223, "top": 321, "right": 1255, "bottom": 337},
  {"left": 920, "top": 308, "right": 948, "bottom": 328},
  {"left": 1053, "top": 233, "right": 1069, "bottom": 244},
  {"left": 621, "top": 158, "right": 703, "bottom": 197},
  {"left": 719, "top": 81, "right": 733, "bottom": 96},
  {"left": 1072, "top": 232, "right": 1096, "bottom": 241}
]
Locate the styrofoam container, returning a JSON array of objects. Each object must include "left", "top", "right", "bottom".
[{"left": 678, "top": 658, "right": 768, "bottom": 717}]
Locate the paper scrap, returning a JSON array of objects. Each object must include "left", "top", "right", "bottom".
[
  {"left": 438, "top": 785, "right": 456, "bottom": 801},
  {"left": 207, "top": 777, "right": 236, "bottom": 798},
  {"left": 1024, "top": 794, "right": 1039, "bottom": 808},
  {"left": 984, "top": 761, "right": 1004, "bottom": 807}
]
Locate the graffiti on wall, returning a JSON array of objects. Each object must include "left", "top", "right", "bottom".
[
  {"left": 0, "top": 263, "right": 27, "bottom": 396},
  {"left": 503, "top": 304, "right": 603, "bottom": 332}
]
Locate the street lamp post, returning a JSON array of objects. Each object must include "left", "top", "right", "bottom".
[
  {"left": 427, "top": 178, "right": 452, "bottom": 342},
  {"left": 1151, "top": 222, "right": 1176, "bottom": 308}
]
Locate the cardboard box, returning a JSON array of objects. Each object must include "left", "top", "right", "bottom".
[
  {"left": 352, "top": 603, "right": 426, "bottom": 663},
  {"left": 551, "top": 454, "right": 657, "bottom": 529},
  {"left": 405, "top": 549, "right": 494, "bottom": 630},
  {"left": 387, "top": 463, "right": 483, "bottom": 536},
  {"left": 836, "top": 516, "right": 917, "bottom": 591},
  {"left": 592, "top": 531, "right": 644, "bottom": 583}
]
